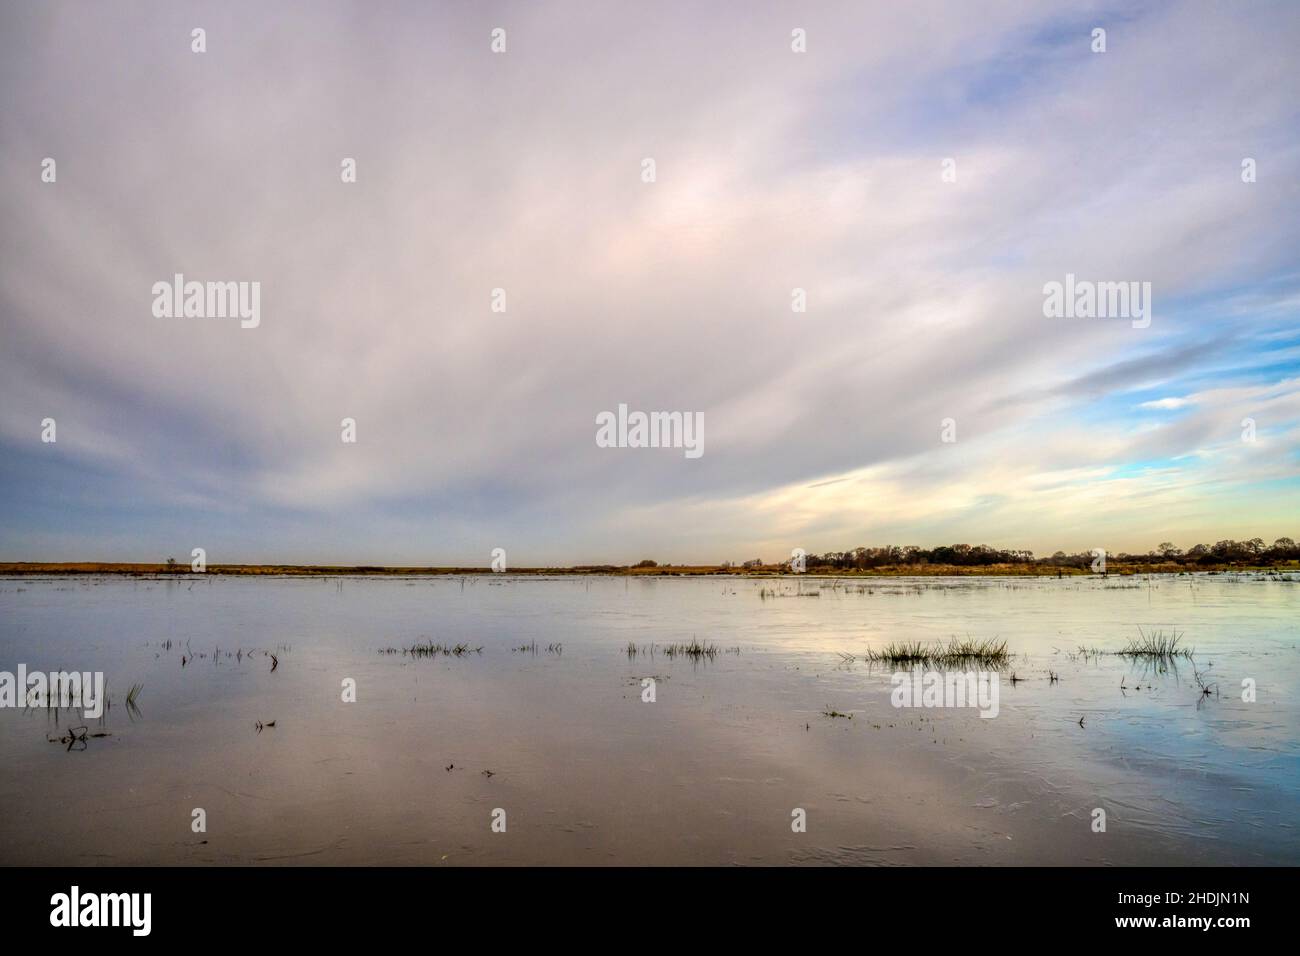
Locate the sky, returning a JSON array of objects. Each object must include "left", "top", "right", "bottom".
[{"left": 1, "top": 0, "right": 1298, "bottom": 566}]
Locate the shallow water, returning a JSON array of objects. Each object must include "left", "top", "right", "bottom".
[{"left": 0, "top": 573, "right": 1296, "bottom": 865}]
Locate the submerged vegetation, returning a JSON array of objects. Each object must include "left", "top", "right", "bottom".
[{"left": 46, "top": 725, "right": 110, "bottom": 752}]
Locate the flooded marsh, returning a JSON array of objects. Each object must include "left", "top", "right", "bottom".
[{"left": 0, "top": 572, "right": 1297, "bottom": 865}]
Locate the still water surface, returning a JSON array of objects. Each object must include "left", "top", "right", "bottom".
[{"left": 1, "top": 573, "right": 1296, "bottom": 865}]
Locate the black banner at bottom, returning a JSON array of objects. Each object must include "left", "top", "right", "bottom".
[{"left": 0, "top": 865, "right": 1284, "bottom": 942}]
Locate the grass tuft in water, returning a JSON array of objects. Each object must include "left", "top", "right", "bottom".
[
  {"left": 860, "top": 637, "right": 1010, "bottom": 668},
  {"left": 403, "top": 640, "right": 483, "bottom": 658},
  {"left": 1115, "top": 628, "right": 1192, "bottom": 660},
  {"left": 663, "top": 639, "right": 718, "bottom": 660}
]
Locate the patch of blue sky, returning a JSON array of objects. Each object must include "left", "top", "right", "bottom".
[
  {"left": 1120, "top": 350, "right": 1300, "bottom": 403},
  {"left": 1106, "top": 459, "right": 1190, "bottom": 480},
  {"left": 821, "top": 5, "right": 1148, "bottom": 156},
  {"left": 1079, "top": 282, "right": 1300, "bottom": 413}
]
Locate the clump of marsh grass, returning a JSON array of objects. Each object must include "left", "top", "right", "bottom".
[
  {"left": 663, "top": 638, "right": 719, "bottom": 660},
  {"left": 627, "top": 640, "right": 736, "bottom": 660},
  {"left": 512, "top": 641, "right": 561, "bottom": 655},
  {"left": 403, "top": 640, "right": 482, "bottom": 658},
  {"left": 1115, "top": 628, "right": 1192, "bottom": 660},
  {"left": 860, "top": 637, "right": 1011, "bottom": 668}
]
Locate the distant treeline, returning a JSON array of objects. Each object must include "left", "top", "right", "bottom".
[{"left": 797, "top": 538, "right": 1300, "bottom": 571}]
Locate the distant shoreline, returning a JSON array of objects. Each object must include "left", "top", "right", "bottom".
[{"left": 2, "top": 561, "right": 1297, "bottom": 578}]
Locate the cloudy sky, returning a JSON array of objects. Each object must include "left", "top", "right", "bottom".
[{"left": 1, "top": 0, "right": 1298, "bottom": 565}]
